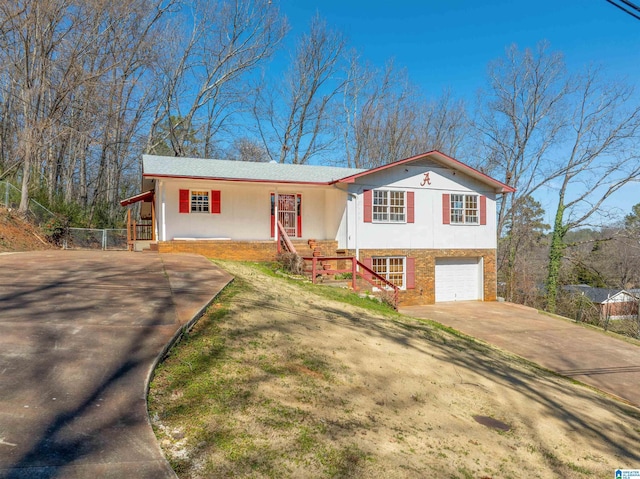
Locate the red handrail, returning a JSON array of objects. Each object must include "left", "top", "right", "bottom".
[
  {"left": 276, "top": 220, "right": 297, "bottom": 254},
  {"left": 301, "top": 256, "right": 399, "bottom": 309}
]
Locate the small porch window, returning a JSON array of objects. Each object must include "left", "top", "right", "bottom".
[
  {"left": 179, "top": 189, "right": 221, "bottom": 214},
  {"left": 191, "top": 191, "right": 209, "bottom": 213}
]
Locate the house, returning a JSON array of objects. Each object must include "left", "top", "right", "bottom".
[
  {"left": 120, "top": 151, "right": 514, "bottom": 306},
  {"left": 564, "top": 285, "right": 639, "bottom": 320}
]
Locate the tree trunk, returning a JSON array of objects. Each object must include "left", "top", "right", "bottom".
[{"left": 546, "top": 200, "right": 567, "bottom": 313}]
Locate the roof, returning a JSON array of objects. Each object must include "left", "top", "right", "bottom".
[
  {"left": 119, "top": 190, "right": 154, "bottom": 206},
  {"left": 335, "top": 151, "right": 515, "bottom": 193},
  {"left": 143, "top": 155, "right": 365, "bottom": 185},
  {"left": 564, "top": 285, "right": 637, "bottom": 304},
  {"left": 142, "top": 151, "right": 515, "bottom": 193}
]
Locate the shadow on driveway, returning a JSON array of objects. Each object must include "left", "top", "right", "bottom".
[{"left": 0, "top": 251, "right": 232, "bottom": 479}]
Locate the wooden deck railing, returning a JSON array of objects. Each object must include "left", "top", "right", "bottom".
[
  {"left": 128, "top": 220, "right": 154, "bottom": 242},
  {"left": 301, "top": 256, "right": 399, "bottom": 310}
]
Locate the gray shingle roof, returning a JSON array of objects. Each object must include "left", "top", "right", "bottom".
[
  {"left": 143, "top": 155, "right": 365, "bottom": 184},
  {"left": 564, "top": 285, "right": 637, "bottom": 303}
]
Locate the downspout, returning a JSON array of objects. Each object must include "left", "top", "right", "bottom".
[{"left": 348, "top": 192, "right": 359, "bottom": 263}]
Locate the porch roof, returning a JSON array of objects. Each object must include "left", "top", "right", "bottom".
[
  {"left": 142, "top": 155, "right": 365, "bottom": 185},
  {"left": 120, "top": 189, "right": 154, "bottom": 206}
]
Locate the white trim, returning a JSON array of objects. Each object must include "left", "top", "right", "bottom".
[
  {"left": 435, "top": 257, "right": 482, "bottom": 302},
  {"left": 372, "top": 189, "right": 407, "bottom": 224},
  {"left": 450, "top": 193, "right": 479, "bottom": 225},
  {"left": 371, "top": 256, "right": 406, "bottom": 291}
]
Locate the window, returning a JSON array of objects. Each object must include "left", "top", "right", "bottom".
[
  {"left": 451, "top": 194, "right": 478, "bottom": 224},
  {"left": 179, "top": 189, "right": 221, "bottom": 214},
  {"left": 191, "top": 191, "right": 209, "bottom": 213},
  {"left": 373, "top": 190, "right": 405, "bottom": 222},
  {"left": 372, "top": 256, "right": 405, "bottom": 289}
]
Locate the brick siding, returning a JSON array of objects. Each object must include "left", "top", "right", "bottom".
[
  {"left": 157, "top": 239, "right": 338, "bottom": 262},
  {"left": 341, "top": 248, "right": 496, "bottom": 306},
  {"left": 158, "top": 240, "right": 495, "bottom": 307}
]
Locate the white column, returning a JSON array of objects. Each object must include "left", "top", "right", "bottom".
[
  {"left": 160, "top": 181, "right": 166, "bottom": 241},
  {"left": 274, "top": 188, "right": 279, "bottom": 244}
]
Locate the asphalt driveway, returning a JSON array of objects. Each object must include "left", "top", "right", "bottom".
[
  {"left": 0, "top": 251, "right": 232, "bottom": 479},
  {"left": 401, "top": 301, "right": 640, "bottom": 408}
]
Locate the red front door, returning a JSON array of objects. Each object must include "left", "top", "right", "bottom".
[{"left": 271, "top": 193, "right": 302, "bottom": 238}]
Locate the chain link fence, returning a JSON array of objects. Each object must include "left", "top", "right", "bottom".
[
  {"left": 1, "top": 181, "right": 127, "bottom": 250},
  {"left": 63, "top": 228, "right": 127, "bottom": 251}
]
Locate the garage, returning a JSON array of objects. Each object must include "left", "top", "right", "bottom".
[{"left": 435, "top": 257, "right": 483, "bottom": 302}]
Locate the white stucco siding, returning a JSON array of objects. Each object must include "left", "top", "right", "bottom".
[
  {"left": 156, "top": 179, "right": 346, "bottom": 241},
  {"left": 343, "top": 165, "right": 498, "bottom": 250}
]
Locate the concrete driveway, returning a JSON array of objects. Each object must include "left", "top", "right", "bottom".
[
  {"left": 0, "top": 251, "right": 232, "bottom": 479},
  {"left": 401, "top": 301, "right": 640, "bottom": 408}
]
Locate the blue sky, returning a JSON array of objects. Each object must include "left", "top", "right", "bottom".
[
  {"left": 277, "top": 0, "right": 640, "bottom": 223},
  {"left": 280, "top": 0, "right": 640, "bottom": 102}
]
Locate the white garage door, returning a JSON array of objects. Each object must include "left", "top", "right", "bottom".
[{"left": 435, "top": 257, "right": 483, "bottom": 302}]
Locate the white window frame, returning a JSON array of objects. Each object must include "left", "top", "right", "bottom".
[
  {"left": 372, "top": 190, "right": 406, "bottom": 223},
  {"left": 190, "top": 190, "right": 210, "bottom": 213},
  {"left": 451, "top": 194, "right": 478, "bottom": 224},
  {"left": 371, "top": 256, "right": 406, "bottom": 290}
]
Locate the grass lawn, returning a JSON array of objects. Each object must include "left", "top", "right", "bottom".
[{"left": 149, "top": 261, "right": 640, "bottom": 478}]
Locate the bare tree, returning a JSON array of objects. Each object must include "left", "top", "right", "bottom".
[
  {"left": 474, "top": 43, "right": 572, "bottom": 303},
  {"left": 225, "top": 137, "right": 268, "bottom": 162},
  {"left": 497, "top": 195, "right": 549, "bottom": 303},
  {"left": 545, "top": 69, "right": 640, "bottom": 311},
  {"left": 254, "top": 13, "right": 345, "bottom": 164},
  {"left": 0, "top": 0, "right": 170, "bottom": 221},
  {"left": 149, "top": 0, "right": 287, "bottom": 158},
  {"left": 416, "top": 89, "right": 468, "bottom": 157},
  {"left": 342, "top": 55, "right": 468, "bottom": 169},
  {"left": 475, "top": 42, "right": 569, "bottom": 237}
]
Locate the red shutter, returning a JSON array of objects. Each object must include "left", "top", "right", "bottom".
[
  {"left": 406, "top": 257, "right": 415, "bottom": 289},
  {"left": 297, "top": 194, "right": 302, "bottom": 237},
  {"left": 479, "top": 195, "right": 486, "bottom": 225},
  {"left": 270, "top": 193, "right": 275, "bottom": 237},
  {"left": 363, "top": 189, "right": 372, "bottom": 223},
  {"left": 211, "top": 190, "right": 221, "bottom": 214},
  {"left": 362, "top": 257, "right": 372, "bottom": 281},
  {"left": 179, "top": 189, "right": 190, "bottom": 213},
  {"left": 407, "top": 191, "right": 415, "bottom": 223},
  {"left": 442, "top": 193, "right": 450, "bottom": 224}
]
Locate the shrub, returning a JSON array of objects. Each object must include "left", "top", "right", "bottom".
[
  {"left": 276, "top": 252, "right": 305, "bottom": 275},
  {"left": 42, "top": 215, "right": 69, "bottom": 246}
]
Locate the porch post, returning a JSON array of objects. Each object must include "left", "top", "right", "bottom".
[
  {"left": 160, "top": 181, "right": 166, "bottom": 242},
  {"left": 351, "top": 257, "right": 357, "bottom": 290},
  {"left": 151, "top": 197, "right": 156, "bottom": 241},
  {"left": 126, "top": 209, "right": 132, "bottom": 250},
  {"left": 311, "top": 257, "right": 317, "bottom": 283},
  {"left": 353, "top": 191, "right": 360, "bottom": 269},
  {"left": 274, "top": 189, "right": 279, "bottom": 247}
]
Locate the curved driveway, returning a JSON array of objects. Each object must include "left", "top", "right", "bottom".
[{"left": 0, "top": 251, "right": 232, "bottom": 479}]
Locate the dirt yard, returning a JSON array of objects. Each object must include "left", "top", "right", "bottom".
[
  {"left": 0, "top": 207, "right": 51, "bottom": 252},
  {"left": 149, "top": 261, "right": 640, "bottom": 478}
]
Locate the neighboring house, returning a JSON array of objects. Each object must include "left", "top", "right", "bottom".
[
  {"left": 121, "top": 151, "right": 514, "bottom": 305},
  {"left": 565, "top": 285, "right": 640, "bottom": 319}
]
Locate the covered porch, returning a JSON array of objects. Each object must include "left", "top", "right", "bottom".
[{"left": 120, "top": 190, "right": 156, "bottom": 251}]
